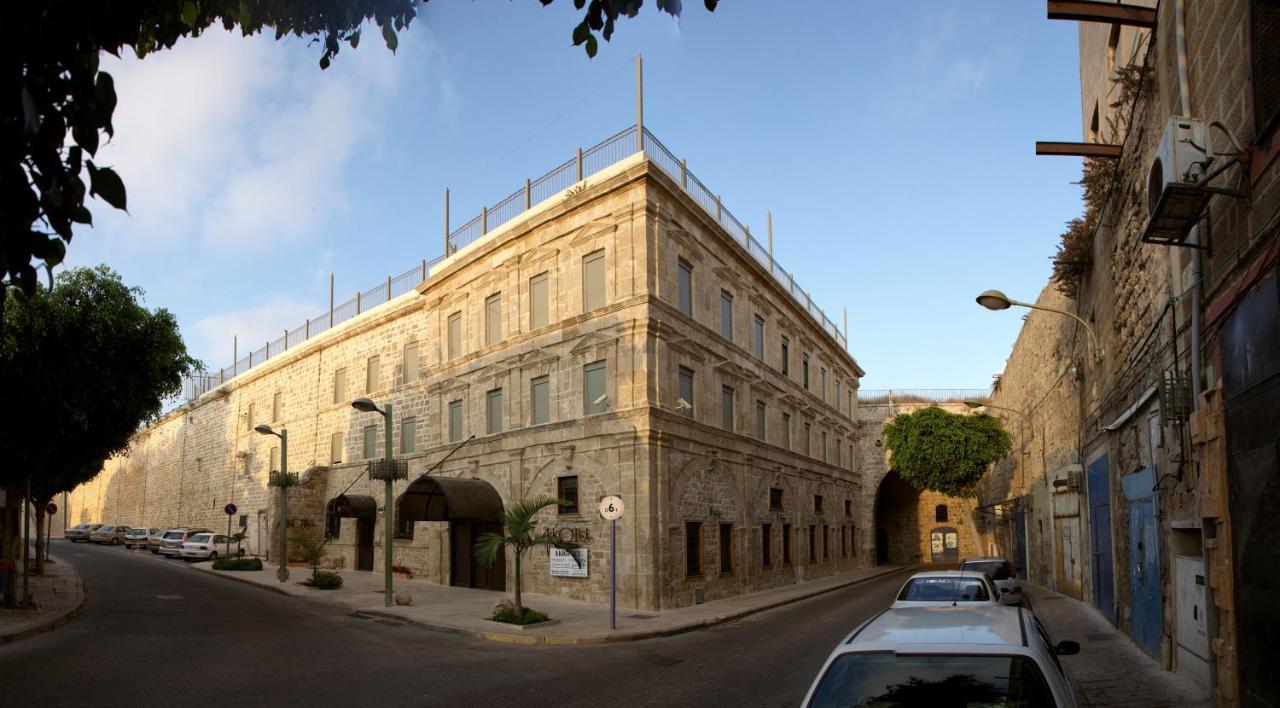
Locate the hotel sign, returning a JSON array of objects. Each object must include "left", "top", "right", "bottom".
[{"left": 549, "top": 548, "right": 589, "bottom": 578}]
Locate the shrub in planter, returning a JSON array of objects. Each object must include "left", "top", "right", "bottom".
[
  {"left": 212, "top": 557, "right": 263, "bottom": 571},
  {"left": 490, "top": 600, "right": 549, "bottom": 625},
  {"left": 306, "top": 570, "right": 343, "bottom": 590}
]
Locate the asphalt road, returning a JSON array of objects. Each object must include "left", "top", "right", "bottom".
[{"left": 0, "top": 541, "right": 913, "bottom": 707}]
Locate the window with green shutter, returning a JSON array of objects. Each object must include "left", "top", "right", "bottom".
[
  {"left": 584, "top": 360, "right": 608, "bottom": 415},
  {"left": 448, "top": 400, "right": 463, "bottom": 442},
  {"left": 678, "top": 367, "right": 695, "bottom": 418},
  {"left": 366, "top": 355, "right": 380, "bottom": 394},
  {"left": 246, "top": 402, "right": 255, "bottom": 431},
  {"left": 677, "top": 259, "right": 693, "bottom": 316},
  {"left": 362, "top": 425, "right": 377, "bottom": 459},
  {"left": 804, "top": 422, "right": 812, "bottom": 456},
  {"left": 485, "top": 294, "right": 502, "bottom": 346},
  {"left": 531, "top": 375, "right": 550, "bottom": 425},
  {"left": 330, "top": 431, "right": 343, "bottom": 464},
  {"left": 781, "top": 336, "right": 790, "bottom": 375},
  {"left": 487, "top": 388, "right": 503, "bottom": 435},
  {"left": 272, "top": 391, "right": 281, "bottom": 422},
  {"left": 529, "top": 272, "right": 549, "bottom": 329},
  {"left": 755, "top": 400, "right": 766, "bottom": 440},
  {"left": 333, "top": 368, "right": 346, "bottom": 404},
  {"left": 782, "top": 412, "right": 791, "bottom": 449},
  {"left": 721, "top": 385, "right": 734, "bottom": 430},
  {"left": 401, "top": 417, "right": 416, "bottom": 454},
  {"left": 447, "top": 312, "right": 461, "bottom": 359},
  {"left": 403, "top": 343, "right": 419, "bottom": 384},
  {"left": 753, "top": 315, "right": 764, "bottom": 358},
  {"left": 720, "top": 290, "right": 733, "bottom": 340},
  {"left": 583, "top": 250, "right": 605, "bottom": 312}
]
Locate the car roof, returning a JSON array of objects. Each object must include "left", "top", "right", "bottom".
[
  {"left": 963, "top": 557, "right": 1010, "bottom": 563},
  {"left": 846, "top": 605, "right": 1027, "bottom": 650},
  {"left": 906, "top": 570, "right": 990, "bottom": 579}
]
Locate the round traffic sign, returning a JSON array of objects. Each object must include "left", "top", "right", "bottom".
[
  {"left": 224, "top": 503, "right": 238, "bottom": 516},
  {"left": 598, "top": 495, "right": 624, "bottom": 521},
  {"left": 46, "top": 502, "right": 57, "bottom": 515}
]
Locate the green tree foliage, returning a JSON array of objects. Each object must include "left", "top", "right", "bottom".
[
  {"left": 473, "top": 496, "right": 582, "bottom": 619},
  {"left": 0, "top": 265, "right": 197, "bottom": 604},
  {"left": 1, "top": 1, "right": 715, "bottom": 311},
  {"left": 882, "top": 407, "right": 1012, "bottom": 498}
]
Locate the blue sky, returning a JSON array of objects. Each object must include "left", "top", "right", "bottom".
[{"left": 67, "top": 1, "right": 1086, "bottom": 391}]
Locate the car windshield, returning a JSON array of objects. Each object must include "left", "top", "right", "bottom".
[
  {"left": 164, "top": 531, "right": 185, "bottom": 539},
  {"left": 808, "top": 652, "right": 1055, "bottom": 707},
  {"left": 964, "top": 561, "right": 1012, "bottom": 581},
  {"left": 189, "top": 533, "right": 212, "bottom": 543},
  {"left": 897, "top": 577, "right": 990, "bottom": 602},
  {"left": 127, "top": 529, "right": 146, "bottom": 535}
]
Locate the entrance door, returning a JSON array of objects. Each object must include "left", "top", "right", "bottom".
[
  {"left": 1087, "top": 454, "right": 1115, "bottom": 622},
  {"left": 930, "top": 526, "right": 959, "bottom": 564},
  {"left": 448, "top": 522, "right": 506, "bottom": 591},
  {"left": 1126, "top": 487, "right": 1162, "bottom": 657},
  {"left": 355, "top": 517, "right": 374, "bottom": 572},
  {"left": 1175, "top": 555, "right": 1210, "bottom": 686}
]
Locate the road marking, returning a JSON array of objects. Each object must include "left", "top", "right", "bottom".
[{"left": 155, "top": 594, "right": 185, "bottom": 600}]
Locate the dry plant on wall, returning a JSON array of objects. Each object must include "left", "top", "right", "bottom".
[{"left": 1051, "top": 57, "right": 1155, "bottom": 297}]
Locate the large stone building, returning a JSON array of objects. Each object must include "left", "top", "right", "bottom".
[
  {"left": 63, "top": 127, "right": 868, "bottom": 611},
  {"left": 980, "top": 2, "right": 1279, "bottom": 705}
]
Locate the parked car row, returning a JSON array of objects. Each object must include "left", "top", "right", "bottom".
[{"left": 64, "top": 523, "right": 240, "bottom": 561}]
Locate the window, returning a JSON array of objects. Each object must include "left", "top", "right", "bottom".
[
  {"left": 821, "top": 431, "right": 828, "bottom": 462},
  {"left": 330, "top": 432, "right": 343, "bottom": 464},
  {"left": 782, "top": 524, "right": 792, "bottom": 565},
  {"left": 782, "top": 412, "right": 791, "bottom": 449},
  {"left": 936, "top": 504, "right": 949, "bottom": 523},
  {"left": 1252, "top": 0, "right": 1280, "bottom": 138},
  {"left": 720, "top": 290, "right": 733, "bottom": 340},
  {"left": 803, "top": 422, "right": 812, "bottom": 456},
  {"left": 486, "top": 389, "right": 503, "bottom": 435},
  {"left": 448, "top": 400, "right": 463, "bottom": 443},
  {"left": 835, "top": 437, "right": 842, "bottom": 466},
  {"left": 557, "top": 476, "right": 579, "bottom": 514},
  {"left": 366, "top": 355, "right": 380, "bottom": 393},
  {"left": 845, "top": 499, "right": 852, "bottom": 517},
  {"left": 362, "top": 425, "right": 377, "bottom": 459},
  {"left": 445, "top": 315, "right": 463, "bottom": 365},
  {"left": 1106, "top": 23, "right": 1120, "bottom": 79},
  {"left": 842, "top": 525, "right": 848, "bottom": 557},
  {"left": 272, "top": 392, "right": 282, "bottom": 422},
  {"left": 403, "top": 343, "right": 419, "bottom": 384},
  {"left": 584, "top": 360, "right": 608, "bottom": 414},
  {"left": 721, "top": 385, "right": 734, "bottom": 430},
  {"left": 270, "top": 446, "right": 279, "bottom": 474},
  {"left": 815, "top": 495, "right": 824, "bottom": 513},
  {"left": 753, "top": 316, "right": 764, "bottom": 358},
  {"left": 769, "top": 487, "right": 783, "bottom": 511},
  {"left": 583, "top": 249, "right": 606, "bottom": 311},
  {"left": 401, "top": 417, "right": 416, "bottom": 454},
  {"left": 823, "top": 524, "right": 830, "bottom": 559},
  {"left": 755, "top": 400, "right": 766, "bottom": 440},
  {"left": 677, "top": 259, "right": 693, "bottom": 316},
  {"left": 529, "top": 272, "right": 550, "bottom": 329},
  {"left": 530, "top": 375, "right": 550, "bottom": 425},
  {"left": 719, "top": 523, "right": 733, "bottom": 573},
  {"left": 781, "top": 336, "right": 790, "bottom": 375},
  {"left": 685, "top": 522, "right": 702, "bottom": 577},
  {"left": 245, "top": 402, "right": 255, "bottom": 432},
  {"left": 802, "top": 354, "right": 810, "bottom": 389},
  {"left": 333, "top": 368, "right": 346, "bottom": 404},
  {"left": 485, "top": 293, "right": 502, "bottom": 346},
  {"left": 678, "top": 367, "right": 695, "bottom": 417},
  {"left": 808, "top": 525, "right": 816, "bottom": 562},
  {"left": 820, "top": 367, "right": 826, "bottom": 401},
  {"left": 761, "top": 524, "right": 772, "bottom": 567}
]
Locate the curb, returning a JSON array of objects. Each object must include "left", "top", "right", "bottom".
[
  {"left": 189, "top": 564, "right": 297, "bottom": 597},
  {"left": 197, "top": 562, "right": 912, "bottom": 646},
  {"left": 0, "top": 554, "right": 87, "bottom": 645}
]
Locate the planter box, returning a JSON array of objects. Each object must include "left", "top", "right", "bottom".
[{"left": 483, "top": 618, "right": 561, "bottom": 632}]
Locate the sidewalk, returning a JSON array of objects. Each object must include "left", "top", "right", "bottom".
[
  {"left": 193, "top": 561, "right": 908, "bottom": 645},
  {"left": 0, "top": 554, "right": 85, "bottom": 644},
  {"left": 1024, "top": 584, "right": 1209, "bottom": 707}
]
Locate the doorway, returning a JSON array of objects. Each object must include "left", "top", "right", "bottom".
[
  {"left": 356, "top": 517, "right": 374, "bottom": 572},
  {"left": 1086, "top": 453, "right": 1115, "bottom": 623},
  {"left": 397, "top": 476, "right": 506, "bottom": 591}
]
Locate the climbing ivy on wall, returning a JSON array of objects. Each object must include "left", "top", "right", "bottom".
[{"left": 882, "top": 407, "right": 1012, "bottom": 498}]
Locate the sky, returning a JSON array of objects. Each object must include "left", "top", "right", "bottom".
[{"left": 65, "top": 1, "right": 1087, "bottom": 392}]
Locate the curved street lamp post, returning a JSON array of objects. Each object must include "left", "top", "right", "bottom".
[
  {"left": 352, "top": 397, "right": 404, "bottom": 609},
  {"left": 975, "top": 289, "right": 1104, "bottom": 362},
  {"left": 254, "top": 424, "right": 292, "bottom": 583}
]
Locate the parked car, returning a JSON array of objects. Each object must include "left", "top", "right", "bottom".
[
  {"left": 147, "top": 528, "right": 170, "bottom": 553},
  {"left": 159, "top": 528, "right": 210, "bottom": 558},
  {"left": 801, "top": 604, "right": 1080, "bottom": 707},
  {"left": 65, "top": 523, "right": 98, "bottom": 542},
  {"left": 90, "top": 524, "right": 132, "bottom": 545},
  {"left": 891, "top": 570, "right": 1016, "bottom": 608},
  {"left": 961, "top": 556, "right": 1023, "bottom": 602},
  {"left": 179, "top": 532, "right": 234, "bottom": 562},
  {"left": 124, "top": 527, "right": 160, "bottom": 550}
]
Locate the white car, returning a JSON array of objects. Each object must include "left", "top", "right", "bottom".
[
  {"left": 124, "top": 527, "right": 160, "bottom": 550},
  {"left": 891, "top": 570, "right": 1015, "bottom": 608},
  {"left": 179, "top": 532, "right": 234, "bottom": 561},
  {"left": 801, "top": 604, "right": 1080, "bottom": 707},
  {"left": 961, "top": 556, "right": 1023, "bottom": 603}
]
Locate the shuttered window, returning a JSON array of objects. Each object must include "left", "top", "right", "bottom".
[
  {"left": 583, "top": 250, "right": 605, "bottom": 312},
  {"left": 822, "top": 431, "right": 828, "bottom": 462},
  {"left": 362, "top": 425, "right": 377, "bottom": 460},
  {"left": 366, "top": 355, "right": 380, "bottom": 394},
  {"left": 720, "top": 290, "right": 733, "bottom": 340},
  {"left": 678, "top": 367, "right": 695, "bottom": 417},
  {"left": 272, "top": 392, "right": 282, "bottom": 422},
  {"left": 485, "top": 294, "right": 502, "bottom": 346},
  {"left": 781, "top": 336, "right": 790, "bottom": 375},
  {"left": 782, "top": 412, "right": 791, "bottom": 449},
  {"left": 531, "top": 376, "right": 550, "bottom": 425},
  {"left": 448, "top": 400, "right": 463, "bottom": 442},
  {"left": 270, "top": 446, "right": 279, "bottom": 473},
  {"left": 447, "top": 312, "right": 461, "bottom": 359},
  {"left": 755, "top": 400, "right": 766, "bottom": 440},
  {"left": 804, "top": 422, "right": 812, "bottom": 456},
  {"left": 330, "top": 432, "right": 343, "bottom": 464},
  {"left": 753, "top": 316, "right": 764, "bottom": 358},
  {"left": 677, "top": 259, "right": 693, "bottom": 316},
  {"left": 584, "top": 360, "right": 608, "bottom": 415},
  {"left": 401, "top": 417, "right": 416, "bottom": 454},
  {"left": 721, "top": 385, "right": 734, "bottom": 430},
  {"left": 403, "top": 343, "right": 419, "bottom": 384},
  {"left": 1253, "top": 0, "right": 1280, "bottom": 138},
  {"left": 557, "top": 476, "right": 579, "bottom": 514},
  {"left": 246, "top": 403, "right": 255, "bottom": 431},
  {"left": 486, "top": 389, "right": 503, "bottom": 435},
  {"left": 820, "top": 367, "right": 826, "bottom": 401},
  {"left": 529, "top": 272, "right": 549, "bottom": 329},
  {"left": 333, "top": 369, "right": 346, "bottom": 404},
  {"left": 802, "top": 354, "right": 810, "bottom": 389}
]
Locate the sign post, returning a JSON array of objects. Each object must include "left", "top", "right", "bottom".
[
  {"left": 598, "top": 495, "right": 624, "bottom": 630},
  {"left": 224, "top": 503, "right": 237, "bottom": 558},
  {"left": 45, "top": 502, "right": 56, "bottom": 563}
]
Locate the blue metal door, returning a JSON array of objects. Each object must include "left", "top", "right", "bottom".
[
  {"left": 1123, "top": 467, "right": 1163, "bottom": 658},
  {"left": 1087, "top": 454, "right": 1115, "bottom": 622}
]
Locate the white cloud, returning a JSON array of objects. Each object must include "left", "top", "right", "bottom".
[
  {"left": 945, "top": 58, "right": 993, "bottom": 91},
  {"left": 190, "top": 296, "right": 320, "bottom": 370}
]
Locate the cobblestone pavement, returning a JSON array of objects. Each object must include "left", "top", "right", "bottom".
[{"left": 0, "top": 541, "right": 913, "bottom": 707}]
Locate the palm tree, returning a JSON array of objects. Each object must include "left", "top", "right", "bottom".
[{"left": 474, "top": 496, "right": 582, "bottom": 619}]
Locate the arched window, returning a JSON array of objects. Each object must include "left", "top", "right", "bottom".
[{"left": 935, "top": 504, "right": 949, "bottom": 523}]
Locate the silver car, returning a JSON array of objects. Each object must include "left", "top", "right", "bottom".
[
  {"left": 961, "top": 556, "right": 1023, "bottom": 603},
  {"left": 179, "top": 532, "right": 234, "bottom": 561},
  {"left": 65, "top": 523, "right": 98, "bottom": 542},
  {"left": 125, "top": 527, "right": 160, "bottom": 550},
  {"left": 159, "top": 528, "right": 209, "bottom": 558},
  {"left": 90, "top": 524, "right": 132, "bottom": 545},
  {"left": 147, "top": 528, "right": 170, "bottom": 553}
]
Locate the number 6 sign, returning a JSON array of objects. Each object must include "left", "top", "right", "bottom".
[{"left": 598, "top": 495, "right": 624, "bottom": 520}]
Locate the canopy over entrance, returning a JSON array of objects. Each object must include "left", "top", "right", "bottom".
[{"left": 398, "top": 476, "right": 504, "bottom": 524}]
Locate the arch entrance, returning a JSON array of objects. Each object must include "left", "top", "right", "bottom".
[
  {"left": 872, "top": 470, "right": 923, "bottom": 565},
  {"left": 397, "top": 476, "right": 506, "bottom": 591},
  {"left": 326, "top": 494, "right": 376, "bottom": 571}
]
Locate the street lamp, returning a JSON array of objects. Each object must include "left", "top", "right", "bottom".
[
  {"left": 975, "top": 289, "right": 1104, "bottom": 362},
  {"left": 254, "top": 424, "right": 293, "bottom": 583},
  {"left": 963, "top": 400, "right": 1029, "bottom": 424},
  {"left": 351, "top": 397, "right": 405, "bottom": 608}
]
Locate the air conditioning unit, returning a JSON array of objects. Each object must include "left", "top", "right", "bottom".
[{"left": 1142, "top": 117, "right": 1214, "bottom": 246}]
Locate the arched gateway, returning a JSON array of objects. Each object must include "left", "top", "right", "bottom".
[
  {"left": 396, "top": 476, "right": 506, "bottom": 591},
  {"left": 326, "top": 494, "right": 377, "bottom": 571}
]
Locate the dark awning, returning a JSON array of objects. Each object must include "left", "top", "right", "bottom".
[
  {"left": 398, "top": 476, "right": 504, "bottom": 523},
  {"left": 330, "top": 494, "right": 377, "bottom": 518}
]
